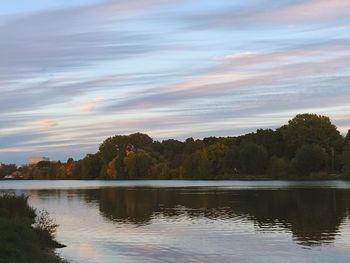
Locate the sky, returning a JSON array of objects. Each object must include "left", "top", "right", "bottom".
[{"left": 1, "top": 0, "right": 350, "bottom": 165}]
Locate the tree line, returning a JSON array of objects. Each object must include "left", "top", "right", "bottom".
[{"left": 2, "top": 113, "right": 350, "bottom": 180}]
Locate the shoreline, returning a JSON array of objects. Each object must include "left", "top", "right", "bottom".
[
  {"left": 0, "top": 177, "right": 350, "bottom": 182},
  {"left": 0, "top": 194, "right": 66, "bottom": 263},
  {"left": 0, "top": 171, "right": 349, "bottom": 182}
]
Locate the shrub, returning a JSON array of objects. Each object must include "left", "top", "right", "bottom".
[{"left": 33, "top": 209, "right": 63, "bottom": 249}]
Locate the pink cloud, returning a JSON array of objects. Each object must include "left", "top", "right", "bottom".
[
  {"left": 37, "top": 119, "right": 58, "bottom": 128},
  {"left": 79, "top": 96, "right": 103, "bottom": 112},
  {"left": 257, "top": 0, "right": 350, "bottom": 24},
  {"left": 202, "top": 0, "right": 350, "bottom": 27}
]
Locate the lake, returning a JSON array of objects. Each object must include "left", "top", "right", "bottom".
[{"left": 1, "top": 180, "right": 350, "bottom": 263}]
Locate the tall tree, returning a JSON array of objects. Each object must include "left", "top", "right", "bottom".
[
  {"left": 341, "top": 144, "right": 350, "bottom": 178},
  {"left": 345, "top": 130, "right": 350, "bottom": 146},
  {"left": 206, "top": 143, "right": 228, "bottom": 176},
  {"left": 278, "top": 113, "right": 343, "bottom": 158},
  {"left": 81, "top": 154, "right": 103, "bottom": 179},
  {"left": 124, "top": 149, "right": 152, "bottom": 178},
  {"left": 182, "top": 150, "right": 211, "bottom": 179}
]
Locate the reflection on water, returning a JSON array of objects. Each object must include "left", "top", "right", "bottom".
[
  {"left": 83, "top": 188, "right": 350, "bottom": 246},
  {"left": 2, "top": 181, "right": 350, "bottom": 263}
]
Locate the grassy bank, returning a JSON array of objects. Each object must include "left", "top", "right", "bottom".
[{"left": 0, "top": 194, "right": 66, "bottom": 263}]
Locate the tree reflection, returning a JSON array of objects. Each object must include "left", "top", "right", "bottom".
[
  {"left": 82, "top": 187, "right": 350, "bottom": 246},
  {"left": 231, "top": 189, "right": 350, "bottom": 246}
]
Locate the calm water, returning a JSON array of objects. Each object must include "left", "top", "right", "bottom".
[{"left": 1, "top": 180, "right": 350, "bottom": 263}]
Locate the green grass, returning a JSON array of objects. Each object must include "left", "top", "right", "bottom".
[{"left": 0, "top": 194, "right": 66, "bottom": 263}]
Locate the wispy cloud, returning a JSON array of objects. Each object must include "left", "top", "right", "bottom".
[
  {"left": 79, "top": 97, "right": 104, "bottom": 112},
  {"left": 1, "top": 0, "right": 350, "bottom": 164},
  {"left": 102, "top": 40, "right": 350, "bottom": 113},
  {"left": 183, "top": 0, "right": 350, "bottom": 28},
  {"left": 37, "top": 119, "right": 58, "bottom": 129},
  {"left": 0, "top": 0, "right": 177, "bottom": 80}
]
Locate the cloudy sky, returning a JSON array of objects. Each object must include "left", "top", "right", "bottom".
[{"left": 1, "top": 0, "right": 350, "bottom": 164}]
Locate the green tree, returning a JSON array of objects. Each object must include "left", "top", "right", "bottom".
[
  {"left": 150, "top": 162, "right": 170, "bottom": 179},
  {"left": 36, "top": 161, "right": 51, "bottom": 169},
  {"left": 161, "top": 139, "right": 184, "bottom": 168},
  {"left": 345, "top": 130, "right": 350, "bottom": 146},
  {"left": 80, "top": 154, "right": 103, "bottom": 179},
  {"left": 184, "top": 137, "right": 204, "bottom": 154},
  {"left": 99, "top": 133, "right": 152, "bottom": 164},
  {"left": 223, "top": 145, "right": 240, "bottom": 175},
  {"left": 49, "top": 161, "right": 66, "bottom": 179},
  {"left": 203, "top": 137, "right": 219, "bottom": 146},
  {"left": 278, "top": 114, "right": 343, "bottom": 158},
  {"left": 293, "top": 144, "right": 327, "bottom": 176},
  {"left": 124, "top": 149, "right": 152, "bottom": 178},
  {"left": 206, "top": 143, "right": 228, "bottom": 176},
  {"left": 128, "top": 133, "right": 153, "bottom": 149},
  {"left": 269, "top": 156, "right": 291, "bottom": 179},
  {"left": 238, "top": 129, "right": 285, "bottom": 157},
  {"left": 238, "top": 143, "right": 268, "bottom": 175},
  {"left": 341, "top": 144, "right": 350, "bottom": 178},
  {"left": 182, "top": 150, "right": 211, "bottom": 179},
  {"left": 99, "top": 135, "right": 128, "bottom": 165}
]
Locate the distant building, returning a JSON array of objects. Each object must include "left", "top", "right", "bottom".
[
  {"left": 3, "top": 171, "right": 23, "bottom": 180},
  {"left": 29, "top": 157, "right": 50, "bottom": 165}
]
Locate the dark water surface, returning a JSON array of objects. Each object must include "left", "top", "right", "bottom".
[{"left": 1, "top": 180, "right": 350, "bottom": 262}]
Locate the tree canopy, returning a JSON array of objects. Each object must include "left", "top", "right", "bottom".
[
  {"left": 9, "top": 113, "right": 350, "bottom": 180},
  {"left": 278, "top": 114, "right": 343, "bottom": 157}
]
